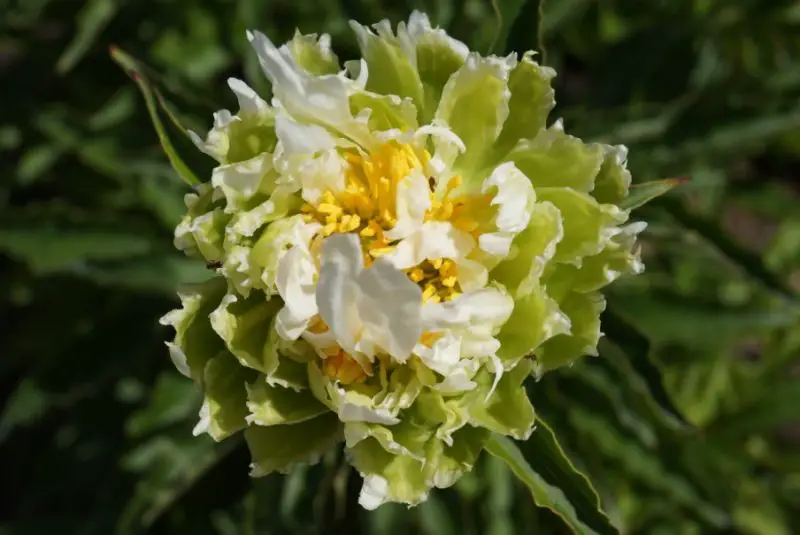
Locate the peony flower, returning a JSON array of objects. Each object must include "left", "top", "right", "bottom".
[{"left": 161, "top": 11, "right": 646, "bottom": 509}]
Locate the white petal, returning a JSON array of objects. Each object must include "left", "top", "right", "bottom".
[
  {"left": 339, "top": 402, "right": 400, "bottom": 425},
  {"left": 165, "top": 342, "right": 191, "bottom": 378},
  {"left": 275, "top": 245, "right": 318, "bottom": 339},
  {"left": 275, "top": 111, "right": 336, "bottom": 155},
  {"left": 415, "top": 332, "right": 461, "bottom": 376},
  {"left": 482, "top": 162, "right": 535, "bottom": 234},
  {"left": 296, "top": 149, "right": 346, "bottom": 205},
  {"left": 356, "top": 257, "right": 423, "bottom": 362},
  {"left": 384, "top": 169, "right": 431, "bottom": 240},
  {"left": 434, "top": 360, "right": 479, "bottom": 394},
  {"left": 227, "top": 77, "right": 268, "bottom": 115},
  {"left": 192, "top": 400, "right": 211, "bottom": 436},
  {"left": 359, "top": 475, "right": 390, "bottom": 510},
  {"left": 247, "top": 30, "right": 372, "bottom": 148},
  {"left": 316, "top": 234, "right": 364, "bottom": 354},
  {"left": 455, "top": 257, "right": 488, "bottom": 293},
  {"left": 211, "top": 153, "right": 273, "bottom": 213},
  {"left": 421, "top": 286, "right": 513, "bottom": 331},
  {"left": 485, "top": 354, "right": 504, "bottom": 402},
  {"left": 385, "top": 221, "right": 475, "bottom": 269}
]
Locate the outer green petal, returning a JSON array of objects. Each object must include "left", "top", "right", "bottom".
[
  {"left": 209, "top": 290, "right": 282, "bottom": 373},
  {"left": 348, "top": 437, "right": 429, "bottom": 509},
  {"left": 349, "top": 20, "right": 425, "bottom": 110},
  {"left": 536, "top": 292, "right": 606, "bottom": 372},
  {"left": 174, "top": 184, "right": 229, "bottom": 261},
  {"left": 344, "top": 418, "right": 433, "bottom": 463},
  {"left": 223, "top": 109, "right": 277, "bottom": 165},
  {"left": 536, "top": 187, "right": 627, "bottom": 265},
  {"left": 202, "top": 352, "right": 254, "bottom": 441},
  {"left": 245, "top": 413, "right": 342, "bottom": 476},
  {"left": 250, "top": 214, "right": 307, "bottom": 295},
  {"left": 159, "top": 277, "right": 227, "bottom": 383},
  {"left": 491, "top": 201, "right": 563, "bottom": 297},
  {"left": 493, "top": 52, "right": 556, "bottom": 157},
  {"left": 267, "top": 355, "right": 311, "bottom": 390},
  {"left": 349, "top": 91, "right": 418, "bottom": 132},
  {"left": 508, "top": 125, "right": 604, "bottom": 193},
  {"left": 286, "top": 31, "right": 340, "bottom": 75},
  {"left": 468, "top": 360, "right": 536, "bottom": 440},
  {"left": 245, "top": 377, "right": 327, "bottom": 426},
  {"left": 401, "top": 12, "right": 469, "bottom": 122},
  {"left": 422, "top": 425, "right": 488, "bottom": 489},
  {"left": 436, "top": 54, "right": 514, "bottom": 175},
  {"left": 592, "top": 144, "right": 632, "bottom": 205},
  {"left": 496, "top": 282, "right": 570, "bottom": 366},
  {"left": 556, "top": 222, "right": 645, "bottom": 294},
  {"left": 413, "top": 390, "right": 471, "bottom": 445}
]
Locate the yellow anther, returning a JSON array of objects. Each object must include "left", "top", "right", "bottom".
[
  {"left": 441, "top": 276, "right": 458, "bottom": 288},
  {"left": 431, "top": 258, "right": 443, "bottom": 270},
  {"left": 446, "top": 175, "right": 463, "bottom": 193},
  {"left": 409, "top": 268, "right": 425, "bottom": 283},
  {"left": 422, "top": 284, "right": 438, "bottom": 301},
  {"left": 322, "top": 349, "right": 367, "bottom": 384},
  {"left": 368, "top": 246, "right": 394, "bottom": 258},
  {"left": 322, "top": 222, "right": 338, "bottom": 236},
  {"left": 317, "top": 202, "right": 342, "bottom": 216}
]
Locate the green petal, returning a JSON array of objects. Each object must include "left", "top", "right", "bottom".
[
  {"left": 203, "top": 352, "right": 254, "bottom": 441},
  {"left": 508, "top": 126, "right": 604, "bottom": 193},
  {"left": 494, "top": 52, "right": 556, "bottom": 157},
  {"left": 423, "top": 425, "right": 488, "bottom": 489},
  {"left": 496, "top": 282, "right": 570, "bottom": 366},
  {"left": 245, "top": 413, "right": 342, "bottom": 476},
  {"left": 349, "top": 91, "right": 418, "bottom": 132},
  {"left": 536, "top": 291, "right": 606, "bottom": 372},
  {"left": 349, "top": 20, "right": 424, "bottom": 110},
  {"left": 349, "top": 437, "right": 429, "bottom": 509},
  {"left": 491, "top": 201, "right": 563, "bottom": 297},
  {"left": 559, "top": 223, "right": 645, "bottom": 294},
  {"left": 345, "top": 418, "right": 433, "bottom": 462},
  {"left": 591, "top": 144, "right": 632, "bottom": 205},
  {"left": 209, "top": 290, "right": 282, "bottom": 374},
  {"left": 224, "top": 111, "right": 277, "bottom": 165},
  {"left": 407, "top": 17, "right": 468, "bottom": 123},
  {"left": 267, "top": 355, "right": 312, "bottom": 390},
  {"left": 245, "top": 377, "right": 327, "bottom": 426},
  {"left": 436, "top": 54, "right": 513, "bottom": 175},
  {"left": 250, "top": 214, "right": 307, "bottom": 295},
  {"left": 413, "top": 390, "right": 471, "bottom": 445},
  {"left": 286, "top": 31, "right": 340, "bottom": 75},
  {"left": 536, "top": 187, "right": 627, "bottom": 265},
  {"left": 468, "top": 360, "right": 536, "bottom": 440},
  {"left": 173, "top": 185, "right": 229, "bottom": 261},
  {"left": 160, "top": 277, "right": 227, "bottom": 384}
]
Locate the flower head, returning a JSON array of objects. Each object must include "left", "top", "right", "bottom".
[{"left": 162, "top": 11, "right": 645, "bottom": 509}]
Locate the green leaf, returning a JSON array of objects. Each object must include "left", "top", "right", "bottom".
[
  {"left": 0, "top": 225, "right": 154, "bottom": 273},
  {"left": 109, "top": 46, "right": 201, "bottom": 186},
  {"left": 489, "top": 0, "right": 530, "bottom": 54},
  {"left": 657, "top": 197, "right": 800, "bottom": 303},
  {"left": 600, "top": 309, "right": 691, "bottom": 427},
  {"left": 707, "top": 380, "right": 800, "bottom": 440},
  {"left": 485, "top": 432, "right": 618, "bottom": 535},
  {"left": 619, "top": 177, "right": 688, "bottom": 211},
  {"left": 56, "top": 0, "right": 119, "bottom": 74},
  {"left": 607, "top": 290, "right": 799, "bottom": 348}
]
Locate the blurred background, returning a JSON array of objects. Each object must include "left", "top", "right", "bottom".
[{"left": 2, "top": 0, "right": 800, "bottom": 533}]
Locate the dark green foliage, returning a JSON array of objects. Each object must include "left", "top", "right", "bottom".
[{"left": 1, "top": 0, "right": 799, "bottom": 533}]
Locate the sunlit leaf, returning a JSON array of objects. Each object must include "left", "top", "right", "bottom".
[{"left": 486, "top": 432, "right": 618, "bottom": 535}]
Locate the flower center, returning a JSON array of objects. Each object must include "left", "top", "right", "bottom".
[{"left": 302, "top": 142, "right": 474, "bottom": 383}]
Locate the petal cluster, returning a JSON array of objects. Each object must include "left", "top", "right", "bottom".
[{"left": 162, "top": 11, "right": 645, "bottom": 509}]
